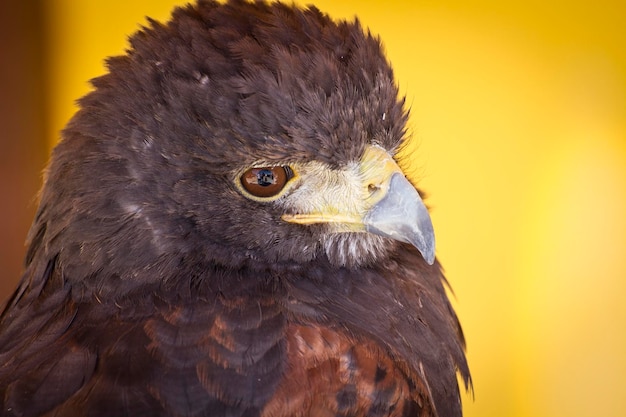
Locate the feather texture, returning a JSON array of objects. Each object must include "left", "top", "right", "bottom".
[{"left": 0, "top": 1, "right": 470, "bottom": 416}]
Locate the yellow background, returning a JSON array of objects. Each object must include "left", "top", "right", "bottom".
[{"left": 44, "top": 1, "right": 626, "bottom": 416}]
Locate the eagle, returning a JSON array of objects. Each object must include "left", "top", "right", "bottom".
[{"left": 0, "top": 1, "right": 470, "bottom": 416}]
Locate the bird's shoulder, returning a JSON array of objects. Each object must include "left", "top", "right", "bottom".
[
  {"left": 0, "top": 261, "right": 287, "bottom": 416},
  {"left": 0, "top": 257, "right": 443, "bottom": 417},
  {"left": 262, "top": 322, "right": 434, "bottom": 417}
]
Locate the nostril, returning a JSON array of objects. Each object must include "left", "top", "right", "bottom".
[{"left": 368, "top": 183, "right": 380, "bottom": 194}]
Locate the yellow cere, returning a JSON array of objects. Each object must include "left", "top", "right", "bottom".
[{"left": 281, "top": 145, "right": 404, "bottom": 230}]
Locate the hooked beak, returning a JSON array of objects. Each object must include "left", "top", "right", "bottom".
[{"left": 282, "top": 145, "right": 435, "bottom": 265}]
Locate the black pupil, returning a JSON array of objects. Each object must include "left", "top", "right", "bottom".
[{"left": 257, "top": 169, "right": 275, "bottom": 186}]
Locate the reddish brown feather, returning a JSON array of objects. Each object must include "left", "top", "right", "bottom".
[{"left": 261, "top": 324, "right": 435, "bottom": 417}]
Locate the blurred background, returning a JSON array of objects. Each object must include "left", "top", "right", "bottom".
[{"left": 1, "top": 1, "right": 625, "bottom": 416}]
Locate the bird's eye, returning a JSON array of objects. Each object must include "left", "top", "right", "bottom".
[{"left": 240, "top": 166, "right": 294, "bottom": 198}]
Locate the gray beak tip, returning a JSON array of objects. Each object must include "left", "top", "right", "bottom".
[{"left": 364, "top": 173, "right": 436, "bottom": 265}]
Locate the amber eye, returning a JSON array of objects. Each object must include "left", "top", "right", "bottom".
[{"left": 240, "top": 166, "right": 294, "bottom": 198}]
